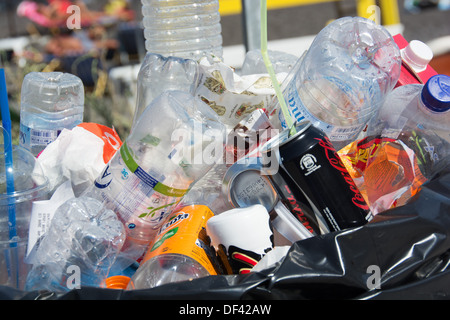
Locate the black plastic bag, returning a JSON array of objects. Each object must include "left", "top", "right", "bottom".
[{"left": 1, "top": 168, "right": 449, "bottom": 300}]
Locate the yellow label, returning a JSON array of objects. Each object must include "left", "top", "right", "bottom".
[{"left": 141, "top": 205, "right": 217, "bottom": 275}]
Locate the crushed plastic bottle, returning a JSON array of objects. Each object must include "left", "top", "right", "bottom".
[
  {"left": 371, "top": 74, "right": 450, "bottom": 178},
  {"left": 239, "top": 49, "right": 298, "bottom": 76},
  {"left": 275, "top": 17, "right": 402, "bottom": 150},
  {"left": 131, "top": 52, "right": 200, "bottom": 129},
  {"left": 25, "top": 196, "right": 125, "bottom": 292},
  {"left": 19, "top": 72, "right": 84, "bottom": 157},
  {"left": 141, "top": 0, "right": 223, "bottom": 61},
  {"left": 85, "top": 91, "right": 226, "bottom": 262}
]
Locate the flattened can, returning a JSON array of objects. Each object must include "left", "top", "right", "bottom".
[{"left": 261, "top": 122, "right": 373, "bottom": 233}]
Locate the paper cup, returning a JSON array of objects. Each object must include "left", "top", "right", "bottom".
[{"left": 206, "top": 204, "right": 273, "bottom": 274}]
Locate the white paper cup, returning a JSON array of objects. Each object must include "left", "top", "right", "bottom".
[{"left": 206, "top": 204, "right": 273, "bottom": 274}]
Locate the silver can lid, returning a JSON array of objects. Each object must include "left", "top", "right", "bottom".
[{"left": 222, "top": 157, "right": 278, "bottom": 212}]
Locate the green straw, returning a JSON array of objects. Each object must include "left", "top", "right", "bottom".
[{"left": 260, "top": 0, "right": 296, "bottom": 136}]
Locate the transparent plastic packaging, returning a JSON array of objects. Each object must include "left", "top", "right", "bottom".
[
  {"left": 141, "top": 0, "right": 223, "bottom": 61},
  {"left": 19, "top": 72, "right": 84, "bottom": 156},
  {"left": 276, "top": 17, "right": 402, "bottom": 150}
]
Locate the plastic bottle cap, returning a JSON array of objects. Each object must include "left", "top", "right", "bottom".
[
  {"left": 421, "top": 74, "right": 450, "bottom": 113},
  {"left": 104, "top": 275, "right": 131, "bottom": 289},
  {"left": 401, "top": 40, "right": 433, "bottom": 73}
]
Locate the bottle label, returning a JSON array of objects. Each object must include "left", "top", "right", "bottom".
[
  {"left": 279, "top": 76, "right": 365, "bottom": 141},
  {"left": 94, "top": 141, "right": 191, "bottom": 226},
  {"left": 338, "top": 136, "right": 428, "bottom": 213},
  {"left": 19, "top": 123, "right": 60, "bottom": 149},
  {"left": 120, "top": 141, "right": 189, "bottom": 197},
  {"left": 141, "top": 205, "right": 218, "bottom": 275}
]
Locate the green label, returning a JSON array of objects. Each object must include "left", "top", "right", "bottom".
[{"left": 119, "top": 141, "right": 189, "bottom": 197}]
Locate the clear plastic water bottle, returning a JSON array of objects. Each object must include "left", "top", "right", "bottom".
[
  {"left": 176, "top": 163, "right": 233, "bottom": 215},
  {"left": 85, "top": 91, "right": 226, "bottom": 262},
  {"left": 19, "top": 72, "right": 84, "bottom": 157},
  {"left": 25, "top": 196, "right": 125, "bottom": 292},
  {"left": 127, "top": 204, "right": 217, "bottom": 289},
  {"left": 370, "top": 74, "right": 450, "bottom": 179},
  {"left": 239, "top": 49, "right": 298, "bottom": 76},
  {"left": 131, "top": 52, "right": 200, "bottom": 129},
  {"left": 276, "top": 17, "right": 402, "bottom": 150},
  {"left": 141, "top": 0, "right": 223, "bottom": 61}
]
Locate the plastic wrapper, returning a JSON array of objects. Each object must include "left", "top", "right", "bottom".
[{"left": 2, "top": 167, "right": 449, "bottom": 300}]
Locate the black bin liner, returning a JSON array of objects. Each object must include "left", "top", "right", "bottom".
[{"left": 1, "top": 168, "right": 449, "bottom": 300}]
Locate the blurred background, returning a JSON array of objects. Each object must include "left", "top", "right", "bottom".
[{"left": 0, "top": 0, "right": 449, "bottom": 143}]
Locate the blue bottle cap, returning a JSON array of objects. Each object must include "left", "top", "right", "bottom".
[{"left": 421, "top": 74, "right": 450, "bottom": 112}]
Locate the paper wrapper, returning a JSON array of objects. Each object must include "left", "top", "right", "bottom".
[{"left": 195, "top": 56, "right": 287, "bottom": 130}]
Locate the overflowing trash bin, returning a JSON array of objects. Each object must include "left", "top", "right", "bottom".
[{"left": 0, "top": 2, "right": 449, "bottom": 302}]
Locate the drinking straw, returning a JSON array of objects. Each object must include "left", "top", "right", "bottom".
[
  {"left": 0, "top": 68, "right": 17, "bottom": 244},
  {"left": 260, "top": 0, "right": 296, "bottom": 136}
]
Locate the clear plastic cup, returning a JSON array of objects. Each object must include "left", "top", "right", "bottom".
[{"left": 0, "top": 143, "right": 49, "bottom": 290}]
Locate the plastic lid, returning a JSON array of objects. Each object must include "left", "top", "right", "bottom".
[
  {"left": 421, "top": 74, "right": 450, "bottom": 113},
  {"left": 401, "top": 40, "right": 433, "bottom": 73},
  {"left": 0, "top": 144, "right": 49, "bottom": 206},
  {"left": 104, "top": 275, "right": 131, "bottom": 289}
]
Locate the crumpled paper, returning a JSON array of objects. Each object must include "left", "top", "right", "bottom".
[{"left": 35, "top": 123, "right": 122, "bottom": 196}]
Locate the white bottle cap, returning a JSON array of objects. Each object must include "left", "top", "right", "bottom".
[{"left": 401, "top": 40, "right": 433, "bottom": 73}]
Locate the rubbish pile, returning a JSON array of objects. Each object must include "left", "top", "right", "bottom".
[{"left": 1, "top": 13, "right": 449, "bottom": 299}]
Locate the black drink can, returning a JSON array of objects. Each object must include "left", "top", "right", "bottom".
[{"left": 261, "top": 122, "right": 372, "bottom": 234}]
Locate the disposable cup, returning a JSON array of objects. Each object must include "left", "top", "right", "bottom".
[{"left": 0, "top": 144, "right": 49, "bottom": 290}]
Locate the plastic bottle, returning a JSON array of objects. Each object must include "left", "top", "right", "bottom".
[
  {"left": 141, "top": 0, "right": 223, "bottom": 61},
  {"left": 84, "top": 91, "right": 226, "bottom": 262},
  {"left": 131, "top": 52, "right": 200, "bottom": 129},
  {"left": 127, "top": 204, "right": 217, "bottom": 289},
  {"left": 25, "top": 196, "right": 126, "bottom": 292},
  {"left": 19, "top": 72, "right": 84, "bottom": 157},
  {"left": 340, "top": 74, "right": 450, "bottom": 214},
  {"left": 274, "top": 17, "right": 402, "bottom": 150},
  {"left": 239, "top": 49, "right": 298, "bottom": 76},
  {"left": 370, "top": 74, "right": 450, "bottom": 179}
]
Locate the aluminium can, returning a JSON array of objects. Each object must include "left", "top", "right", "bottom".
[{"left": 260, "top": 122, "right": 373, "bottom": 233}]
